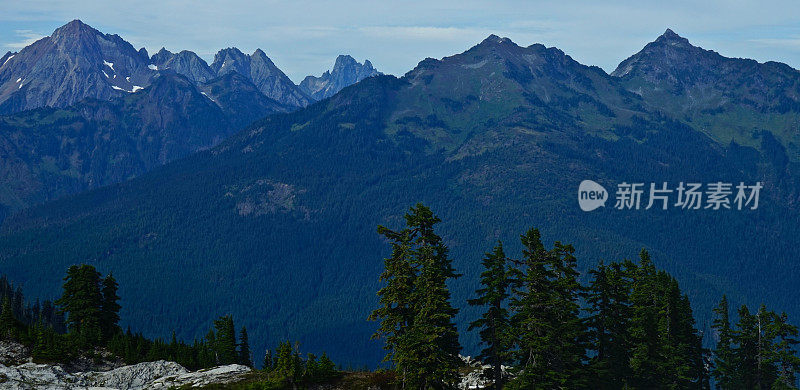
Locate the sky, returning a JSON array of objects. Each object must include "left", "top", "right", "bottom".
[{"left": 3, "top": 1, "right": 800, "bottom": 83}]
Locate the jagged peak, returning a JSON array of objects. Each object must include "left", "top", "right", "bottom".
[
  {"left": 52, "top": 19, "right": 99, "bottom": 37},
  {"left": 654, "top": 28, "right": 692, "bottom": 47},
  {"left": 479, "top": 34, "right": 515, "bottom": 47},
  {"left": 215, "top": 47, "right": 246, "bottom": 59},
  {"left": 335, "top": 54, "right": 357, "bottom": 64},
  {"left": 252, "top": 48, "right": 267, "bottom": 58}
]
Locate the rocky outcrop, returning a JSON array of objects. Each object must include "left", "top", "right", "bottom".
[
  {"left": 0, "top": 360, "right": 251, "bottom": 389},
  {"left": 0, "top": 20, "right": 316, "bottom": 115},
  {"left": 211, "top": 47, "right": 313, "bottom": 108},
  {"left": 0, "top": 20, "right": 156, "bottom": 114},
  {"left": 150, "top": 48, "right": 216, "bottom": 83},
  {"left": 299, "top": 55, "right": 381, "bottom": 100},
  {"left": 0, "top": 341, "right": 29, "bottom": 366}
]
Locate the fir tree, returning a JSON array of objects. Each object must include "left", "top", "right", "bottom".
[
  {"left": 547, "top": 241, "right": 588, "bottom": 387},
  {"left": 509, "top": 228, "right": 588, "bottom": 388},
  {"left": 211, "top": 315, "right": 237, "bottom": 365},
  {"left": 767, "top": 311, "right": 800, "bottom": 389},
  {"left": 275, "top": 340, "right": 302, "bottom": 382},
  {"left": 468, "top": 241, "right": 513, "bottom": 388},
  {"left": 317, "top": 352, "right": 337, "bottom": 381},
  {"left": 735, "top": 305, "right": 761, "bottom": 388},
  {"left": 0, "top": 296, "right": 18, "bottom": 340},
  {"left": 585, "top": 260, "right": 634, "bottom": 388},
  {"left": 401, "top": 203, "right": 462, "bottom": 389},
  {"left": 508, "top": 228, "right": 552, "bottom": 388},
  {"left": 238, "top": 326, "right": 253, "bottom": 367},
  {"left": 263, "top": 349, "right": 273, "bottom": 371},
  {"left": 712, "top": 295, "right": 737, "bottom": 388},
  {"left": 100, "top": 273, "right": 121, "bottom": 342},
  {"left": 628, "top": 250, "right": 662, "bottom": 388},
  {"left": 368, "top": 224, "right": 415, "bottom": 366},
  {"left": 55, "top": 265, "right": 103, "bottom": 346},
  {"left": 370, "top": 203, "right": 462, "bottom": 389}
]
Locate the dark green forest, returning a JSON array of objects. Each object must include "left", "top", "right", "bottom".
[
  {"left": 0, "top": 265, "right": 339, "bottom": 388},
  {"left": 2, "top": 203, "right": 799, "bottom": 389},
  {"left": 368, "top": 204, "right": 800, "bottom": 389},
  {"left": 3, "top": 33, "right": 800, "bottom": 371}
]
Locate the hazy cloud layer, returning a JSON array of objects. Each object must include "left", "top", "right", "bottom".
[{"left": 2, "top": 0, "right": 800, "bottom": 82}]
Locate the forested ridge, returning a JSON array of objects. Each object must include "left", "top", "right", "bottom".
[
  {"left": 2, "top": 203, "right": 799, "bottom": 389},
  {"left": 3, "top": 31, "right": 800, "bottom": 370},
  {"left": 368, "top": 204, "right": 800, "bottom": 389}
]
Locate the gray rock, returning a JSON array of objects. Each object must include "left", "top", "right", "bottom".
[
  {"left": 300, "top": 55, "right": 381, "bottom": 100},
  {"left": 0, "top": 341, "right": 29, "bottom": 366},
  {"left": 0, "top": 20, "right": 156, "bottom": 114},
  {"left": 150, "top": 48, "right": 216, "bottom": 83},
  {"left": 0, "top": 360, "right": 251, "bottom": 389},
  {"left": 211, "top": 47, "right": 313, "bottom": 108}
]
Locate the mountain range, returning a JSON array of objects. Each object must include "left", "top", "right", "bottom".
[
  {"left": 0, "top": 20, "right": 381, "bottom": 216},
  {"left": 300, "top": 55, "right": 381, "bottom": 100},
  {"left": 1, "top": 25, "right": 800, "bottom": 368}
]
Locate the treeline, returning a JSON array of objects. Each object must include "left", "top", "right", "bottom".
[
  {"left": 369, "top": 203, "right": 800, "bottom": 389},
  {"left": 0, "top": 276, "right": 65, "bottom": 335},
  {"left": 712, "top": 295, "right": 800, "bottom": 388},
  {"left": 0, "top": 264, "right": 340, "bottom": 386}
]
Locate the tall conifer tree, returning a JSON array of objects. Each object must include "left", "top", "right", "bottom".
[{"left": 468, "top": 241, "right": 513, "bottom": 388}]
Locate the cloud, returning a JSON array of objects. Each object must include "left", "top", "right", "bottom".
[
  {"left": 6, "top": 29, "right": 45, "bottom": 49},
  {"left": 358, "top": 26, "right": 486, "bottom": 41},
  {"left": 748, "top": 37, "right": 800, "bottom": 49},
  {"left": 4, "top": 1, "right": 800, "bottom": 79}
]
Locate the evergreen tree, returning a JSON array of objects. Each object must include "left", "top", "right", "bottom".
[
  {"left": 712, "top": 295, "right": 737, "bottom": 388},
  {"left": 211, "top": 315, "right": 237, "bottom": 365},
  {"left": 263, "top": 349, "right": 273, "bottom": 371},
  {"left": 401, "top": 203, "right": 462, "bottom": 389},
  {"left": 317, "top": 352, "right": 337, "bottom": 381},
  {"left": 468, "top": 241, "right": 513, "bottom": 388},
  {"left": 628, "top": 250, "right": 663, "bottom": 388},
  {"left": 507, "top": 228, "right": 586, "bottom": 388},
  {"left": 368, "top": 222, "right": 415, "bottom": 367},
  {"left": 370, "top": 203, "right": 462, "bottom": 389},
  {"left": 547, "top": 241, "right": 588, "bottom": 386},
  {"left": 0, "top": 296, "right": 18, "bottom": 340},
  {"left": 508, "top": 227, "right": 552, "bottom": 388},
  {"left": 238, "top": 326, "right": 253, "bottom": 367},
  {"left": 735, "top": 305, "right": 761, "bottom": 388},
  {"left": 767, "top": 311, "right": 800, "bottom": 389},
  {"left": 585, "top": 260, "right": 634, "bottom": 388},
  {"left": 275, "top": 340, "right": 302, "bottom": 382},
  {"left": 100, "top": 273, "right": 121, "bottom": 342},
  {"left": 55, "top": 265, "right": 103, "bottom": 346},
  {"left": 307, "top": 353, "right": 320, "bottom": 378}
]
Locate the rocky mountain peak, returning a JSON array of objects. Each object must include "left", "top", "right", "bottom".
[
  {"left": 151, "top": 48, "right": 215, "bottom": 83},
  {"left": 50, "top": 19, "right": 97, "bottom": 40},
  {"left": 209, "top": 47, "right": 311, "bottom": 107},
  {"left": 299, "top": 54, "right": 381, "bottom": 100},
  {"left": 654, "top": 28, "right": 693, "bottom": 48},
  {"left": 0, "top": 20, "right": 158, "bottom": 114},
  {"left": 478, "top": 34, "right": 516, "bottom": 48}
]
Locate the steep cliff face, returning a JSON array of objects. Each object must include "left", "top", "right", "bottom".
[
  {"left": 150, "top": 48, "right": 216, "bottom": 83},
  {"left": 211, "top": 48, "right": 313, "bottom": 108},
  {"left": 300, "top": 55, "right": 381, "bottom": 100},
  {"left": 0, "top": 20, "right": 156, "bottom": 114}
]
